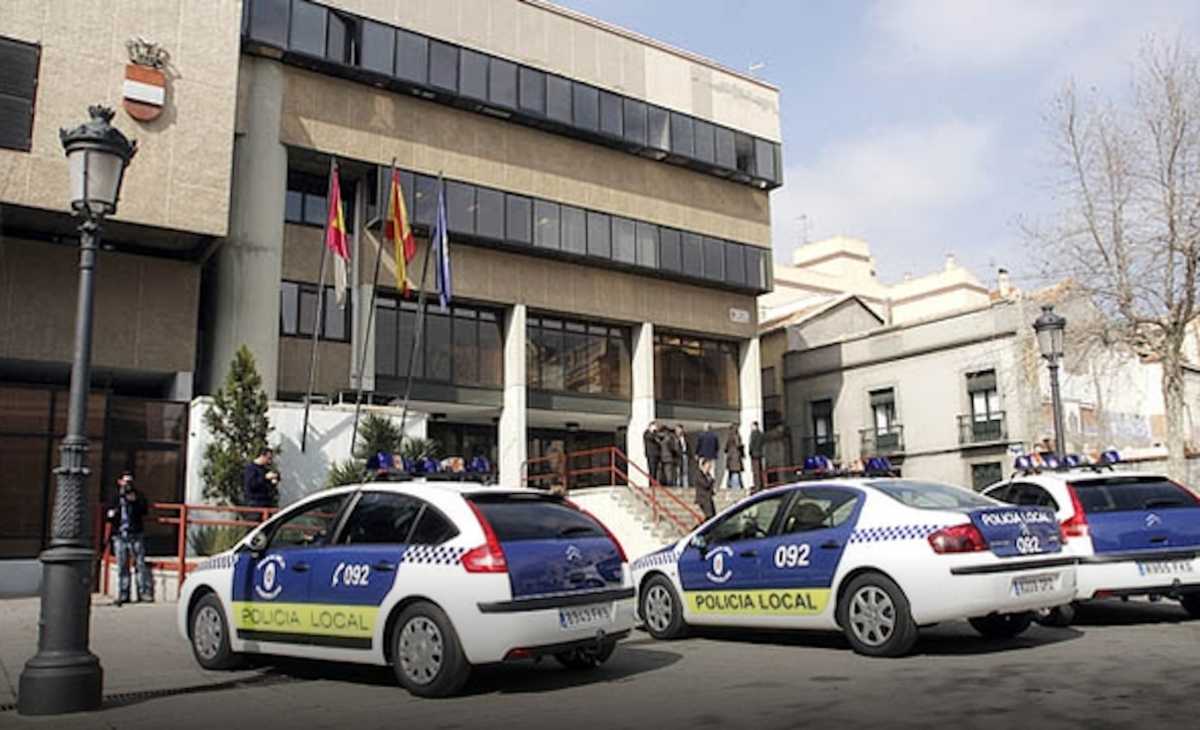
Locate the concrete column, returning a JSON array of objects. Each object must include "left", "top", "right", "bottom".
[
  {"left": 739, "top": 336, "right": 764, "bottom": 488},
  {"left": 627, "top": 322, "right": 655, "bottom": 472},
  {"left": 498, "top": 304, "right": 528, "bottom": 486},
  {"left": 206, "top": 56, "right": 287, "bottom": 396}
]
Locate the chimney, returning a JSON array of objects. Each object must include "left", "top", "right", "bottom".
[
  {"left": 945, "top": 253, "right": 957, "bottom": 271},
  {"left": 997, "top": 268, "right": 1013, "bottom": 298}
]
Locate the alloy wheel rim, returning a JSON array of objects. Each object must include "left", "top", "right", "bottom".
[
  {"left": 849, "top": 586, "right": 896, "bottom": 647},
  {"left": 193, "top": 605, "right": 223, "bottom": 660},
  {"left": 644, "top": 585, "right": 673, "bottom": 633},
  {"left": 399, "top": 616, "right": 444, "bottom": 684}
]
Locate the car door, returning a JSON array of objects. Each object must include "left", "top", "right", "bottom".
[
  {"left": 677, "top": 492, "right": 789, "bottom": 626},
  {"left": 756, "top": 486, "right": 864, "bottom": 628},
  {"left": 231, "top": 493, "right": 351, "bottom": 648},
  {"left": 304, "top": 491, "right": 426, "bottom": 652}
]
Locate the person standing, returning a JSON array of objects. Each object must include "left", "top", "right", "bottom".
[
  {"left": 694, "top": 461, "right": 716, "bottom": 522},
  {"left": 696, "top": 423, "right": 720, "bottom": 485},
  {"left": 242, "top": 447, "right": 279, "bottom": 509},
  {"left": 725, "top": 423, "right": 745, "bottom": 490},
  {"left": 643, "top": 422, "right": 662, "bottom": 485},
  {"left": 106, "top": 472, "right": 153, "bottom": 606},
  {"left": 749, "top": 421, "right": 766, "bottom": 493},
  {"left": 660, "top": 425, "right": 680, "bottom": 486},
  {"left": 676, "top": 425, "right": 691, "bottom": 489}
]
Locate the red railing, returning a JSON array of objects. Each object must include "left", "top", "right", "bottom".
[
  {"left": 522, "top": 446, "right": 704, "bottom": 535},
  {"left": 97, "top": 503, "right": 277, "bottom": 598},
  {"left": 764, "top": 463, "right": 806, "bottom": 488}
]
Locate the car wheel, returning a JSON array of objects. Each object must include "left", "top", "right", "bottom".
[
  {"left": 189, "top": 593, "right": 242, "bottom": 670},
  {"left": 553, "top": 639, "right": 617, "bottom": 669},
  {"left": 1179, "top": 594, "right": 1200, "bottom": 618},
  {"left": 969, "top": 611, "right": 1035, "bottom": 639},
  {"left": 639, "top": 575, "right": 688, "bottom": 640},
  {"left": 1035, "top": 603, "right": 1076, "bottom": 628},
  {"left": 391, "top": 602, "right": 470, "bottom": 698},
  {"left": 836, "top": 572, "right": 919, "bottom": 657}
]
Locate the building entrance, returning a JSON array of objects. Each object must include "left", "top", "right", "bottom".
[{"left": 527, "top": 428, "right": 621, "bottom": 489}]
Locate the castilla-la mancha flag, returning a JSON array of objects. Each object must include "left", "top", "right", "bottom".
[
  {"left": 384, "top": 166, "right": 416, "bottom": 295},
  {"left": 325, "top": 160, "right": 351, "bottom": 307}
]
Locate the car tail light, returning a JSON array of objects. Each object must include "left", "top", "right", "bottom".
[
  {"left": 565, "top": 498, "right": 628, "bottom": 563},
  {"left": 1062, "top": 485, "right": 1089, "bottom": 540},
  {"left": 928, "top": 523, "right": 988, "bottom": 554},
  {"left": 463, "top": 501, "right": 508, "bottom": 574}
]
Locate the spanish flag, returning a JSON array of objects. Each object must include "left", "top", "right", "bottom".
[
  {"left": 325, "top": 159, "right": 351, "bottom": 307},
  {"left": 384, "top": 166, "right": 416, "bottom": 295}
]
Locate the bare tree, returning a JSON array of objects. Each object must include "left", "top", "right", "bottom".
[{"left": 1035, "top": 39, "right": 1200, "bottom": 479}]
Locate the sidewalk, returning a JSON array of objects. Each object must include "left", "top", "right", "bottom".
[{"left": 0, "top": 595, "right": 263, "bottom": 712}]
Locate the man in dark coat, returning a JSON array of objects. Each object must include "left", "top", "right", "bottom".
[
  {"left": 749, "top": 421, "right": 766, "bottom": 493},
  {"left": 694, "top": 462, "right": 716, "bottom": 521},
  {"left": 643, "top": 422, "right": 662, "bottom": 484},
  {"left": 696, "top": 423, "right": 720, "bottom": 484},
  {"left": 106, "top": 471, "right": 152, "bottom": 605},
  {"left": 243, "top": 447, "right": 279, "bottom": 508},
  {"left": 660, "top": 425, "right": 681, "bottom": 486}
]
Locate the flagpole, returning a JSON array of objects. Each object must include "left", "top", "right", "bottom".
[
  {"left": 399, "top": 172, "right": 441, "bottom": 440},
  {"left": 301, "top": 157, "right": 336, "bottom": 453}
]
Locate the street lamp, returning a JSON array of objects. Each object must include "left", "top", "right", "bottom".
[
  {"left": 1033, "top": 304, "right": 1067, "bottom": 460},
  {"left": 18, "top": 106, "right": 136, "bottom": 716}
]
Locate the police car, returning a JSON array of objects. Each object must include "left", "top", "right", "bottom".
[
  {"left": 631, "top": 459, "right": 1076, "bottom": 657},
  {"left": 178, "top": 480, "right": 635, "bottom": 697},
  {"left": 983, "top": 451, "right": 1200, "bottom": 625}
]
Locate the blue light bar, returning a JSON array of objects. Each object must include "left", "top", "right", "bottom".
[
  {"left": 1100, "top": 449, "right": 1121, "bottom": 465},
  {"left": 803, "top": 455, "right": 834, "bottom": 472}
]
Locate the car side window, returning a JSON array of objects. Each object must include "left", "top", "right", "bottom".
[
  {"left": 779, "top": 488, "right": 861, "bottom": 534},
  {"left": 339, "top": 492, "right": 423, "bottom": 545},
  {"left": 268, "top": 494, "right": 349, "bottom": 550},
  {"left": 705, "top": 494, "right": 787, "bottom": 544},
  {"left": 984, "top": 483, "right": 1014, "bottom": 503},
  {"left": 1016, "top": 484, "right": 1059, "bottom": 509},
  {"left": 409, "top": 505, "right": 459, "bottom": 545}
]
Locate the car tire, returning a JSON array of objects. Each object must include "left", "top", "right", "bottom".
[
  {"left": 969, "top": 611, "right": 1035, "bottom": 639},
  {"left": 390, "top": 602, "right": 470, "bottom": 698},
  {"left": 1180, "top": 594, "right": 1200, "bottom": 618},
  {"left": 189, "top": 593, "right": 242, "bottom": 670},
  {"left": 836, "top": 572, "right": 919, "bottom": 657},
  {"left": 1035, "top": 603, "right": 1076, "bottom": 628},
  {"left": 553, "top": 639, "right": 617, "bottom": 670},
  {"left": 639, "top": 574, "right": 688, "bottom": 640}
]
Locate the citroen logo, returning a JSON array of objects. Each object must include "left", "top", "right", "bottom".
[
  {"left": 1146, "top": 513, "right": 1163, "bottom": 528},
  {"left": 565, "top": 545, "right": 583, "bottom": 563}
]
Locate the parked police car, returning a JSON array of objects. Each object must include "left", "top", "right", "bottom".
[
  {"left": 983, "top": 451, "right": 1200, "bottom": 625},
  {"left": 632, "top": 459, "right": 1076, "bottom": 657},
  {"left": 178, "top": 481, "right": 635, "bottom": 697}
]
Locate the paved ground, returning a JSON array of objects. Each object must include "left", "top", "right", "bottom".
[{"left": 3, "top": 596, "right": 1200, "bottom": 730}]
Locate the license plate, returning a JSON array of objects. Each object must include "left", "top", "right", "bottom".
[
  {"left": 1011, "top": 573, "right": 1060, "bottom": 597},
  {"left": 1136, "top": 559, "right": 1196, "bottom": 577},
  {"left": 558, "top": 603, "right": 614, "bottom": 631}
]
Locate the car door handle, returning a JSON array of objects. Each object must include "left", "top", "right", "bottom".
[
  {"left": 292, "top": 562, "right": 310, "bottom": 573},
  {"left": 372, "top": 561, "right": 397, "bottom": 572},
  {"left": 739, "top": 549, "right": 758, "bottom": 558},
  {"left": 820, "top": 540, "right": 841, "bottom": 549},
  {"left": 1149, "top": 536, "right": 1168, "bottom": 544}
]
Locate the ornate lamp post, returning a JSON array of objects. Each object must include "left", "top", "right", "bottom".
[
  {"left": 18, "top": 106, "right": 136, "bottom": 716},
  {"left": 1033, "top": 304, "right": 1068, "bottom": 460}
]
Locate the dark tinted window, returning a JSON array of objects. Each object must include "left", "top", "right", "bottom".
[
  {"left": 413, "top": 174, "right": 437, "bottom": 227},
  {"left": 269, "top": 495, "right": 349, "bottom": 549},
  {"left": 288, "top": 0, "right": 327, "bottom": 57},
  {"left": 780, "top": 488, "right": 861, "bottom": 533},
  {"left": 870, "top": 481, "right": 996, "bottom": 510},
  {"left": 429, "top": 40, "right": 458, "bottom": 91},
  {"left": 360, "top": 19, "right": 394, "bottom": 74},
  {"left": 1011, "top": 484, "right": 1059, "bottom": 509},
  {"left": 706, "top": 494, "right": 788, "bottom": 543},
  {"left": 670, "top": 113, "right": 694, "bottom": 157},
  {"left": 326, "top": 11, "right": 353, "bottom": 63},
  {"left": 471, "top": 496, "right": 604, "bottom": 541},
  {"left": 715, "top": 127, "right": 736, "bottom": 169},
  {"left": 533, "top": 200, "right": 560, "bottom": 249},
  {"left": 340, "top": 492, "right": 423, "bottom": 544},
  {"left": 476, "top": 187, "right": 505, "bottom": 240},
  {"left": 659, "top": 228, "right": 682, "bottom": 272},
  {"left": 248, "top": 0, "right": 288, "bottom": 46},
  {"left": 459, "top": 48, "right": 488, "bottom": 100},
  {"left": 561, "top": 205, "right": 586, "bottom": 255},
  {"left": 395, "top": 29, "right": 428, "bottom": 84},
  {"left": 599, "top": 91, "right": 623, "bottom": 137},
  {"left": 745, "top": 247, "right": 766, "bottom": 289},
  {"left": 724, "top": 242, "right": 746, "bottom": 286},
  {"left": 693, "top": 120, "right": 716, "bottom": 164},
  {"left": 445, "top": 181, "right": 475, "bottom": 234},
  {"left": 635, "top": 222, "right": 658, "bottom": 268},
  {"left": 681, "top": 233, "right": 703, "bottom": 277},
  {"left": 702, "top": 237, "right": 724, "bottom": 281},
  {"left": 546, "top": 75, "right": 572, "bottom": 123},
  {"left": 409, "top": 505, "right": 459, "bottom": 544},
  {"left": 647, "top": 106, "right": 670, "bottom": 150},
  {"left": 623, "top": 99, "right": 647, "bottom": 146},
  {"left": 755, "top": 138, "right": 776, "bottom": 181},
  {"left": 519, "top": 67, "right": 545, "bottom": 113},
  {"left": 612, "top": 217, "right": 636, "bottom": 264},
  {"left": 734, "top": 132, "right": 755, "bottom": 174},
  {"left": 489, "top": 58, "right": 517, "bottom": 108},
  {"left": 506, "top": 194, "right": 532, "bottom": 244},
  {"left": 587, "top": 212, "right": 611, "bottom": 258},
  {"left": 1072, "top": 478, "right": 1199, "bottom": 513},
  {"left": 572, "top": 83, "right": 599, "bottom": 132}
]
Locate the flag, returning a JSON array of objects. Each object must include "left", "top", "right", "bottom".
[
  {"left": 383, "top": 166, "right": 416, "bottom": 294},
  {"left": 325, "top": 159, "right": 351, "bottom": 308},
  {"left": 431, "top": 176, "right": 452, "bottom": 312}
]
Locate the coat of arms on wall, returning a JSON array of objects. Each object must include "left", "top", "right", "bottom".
[{"left": 123, "top": 37, "right": 169, "bottom": 122}]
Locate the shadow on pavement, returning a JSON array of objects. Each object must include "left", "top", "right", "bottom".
[
  {"left": 1070, "top": 599, "right": 1194, "bottom": 626},
  {"left": 100, "top": 671, "right": 308, "bottom": 711}
]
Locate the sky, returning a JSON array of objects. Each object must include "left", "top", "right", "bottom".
[{"left": 553, "top": 0, "right": 1200, "bottom": 289}]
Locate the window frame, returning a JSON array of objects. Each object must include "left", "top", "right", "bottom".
[{"left": 279, "top": 279, "right": 352, "bottom": 343}]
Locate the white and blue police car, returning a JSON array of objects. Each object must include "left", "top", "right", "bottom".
[
  {"left": 983, "top": 451, "right": 1200, "bottom": 625},
  {"left": 178, "top": 480, "right": 635, "bottom": 697},
  {"left": 631, "top": 458, "right": 1076, "bottom": 657}
]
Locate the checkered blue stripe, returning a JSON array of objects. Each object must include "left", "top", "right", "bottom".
[
  {"left": 196, "top": 553, "right": 237, "bottom": 572},
  {"left": 632, "top": 549, "right": 679, "bottom": 571},
  {"left": 849, "top": 524, "right": 942, "bottom": 544},
  {"left": 402, "top": 544, "right": 467, "bottom": 565}
]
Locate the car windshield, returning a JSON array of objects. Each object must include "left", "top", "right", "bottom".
[
  {"left": 1070, "top": 477, "right": 1199, "bottom": 513},
  {"left": 869, "top": 480, "right": 997, "bottom": 510}
]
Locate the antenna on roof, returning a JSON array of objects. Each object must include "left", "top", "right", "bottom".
[{"left": 749, "top": 62, "right": 767, "bottom": 74}]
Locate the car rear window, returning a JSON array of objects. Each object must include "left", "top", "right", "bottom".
[
  {"left": 469, "top": 494, "right": 605, "bottom": 541},
  {"left": 1070, "top": 477, "right": 1199, "bottom": 513},
  {"left": 869, "top": 480, "right": 997, "bottom": 510}
]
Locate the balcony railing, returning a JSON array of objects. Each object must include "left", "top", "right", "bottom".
[
  {"left": 800, "top": 434, "right": 839, "bottom": 461},
  {"left": 860, "top": 425, "right": 905, "bottom": 456},
  {"left": 958, "top": 412, "right": 1007, "bottom": 445}
]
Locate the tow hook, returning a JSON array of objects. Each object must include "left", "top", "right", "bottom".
[
  {"left": 1167, "top": 578, "right": 1184, "bottom": 600},
  {"left": 593, "top": 629, "right": 607, "bottom": 651}
]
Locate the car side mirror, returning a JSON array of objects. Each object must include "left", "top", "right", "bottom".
[
  {"left": 690, "top": 534, "right": 708, "bottom": 555},
  {"left": 246, "top": 531, "right": 269, "bottom": 555}
]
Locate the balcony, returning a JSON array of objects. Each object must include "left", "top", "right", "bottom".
[
  {"left": 800, "top": 434, "right": 839, "bottom": 461},
  {"left": 958, "top": 412, "right": 1008, "bottom": 446},
  {"left": 860, "top": 425, "right": 905, "bottom": 456}
]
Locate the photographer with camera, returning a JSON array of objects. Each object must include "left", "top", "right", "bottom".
[
  {"left": 242, "top": 447, "right": 280, "bottom": 509},
  {"left": 106, "top": 471, "right": 153, "bottom": 606}
]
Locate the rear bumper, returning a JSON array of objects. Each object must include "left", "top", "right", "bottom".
[
  {"left": 501, "top": 630, "right": 631, "bottom": 660},
  {"left": 1075, "top": 551, "right": 1200, "bottom": 599},
  {"left": 477, "top": 587, "right": 636, "bottom": 613},
  {"left": 912, "top": 560, "right": 1077, "bottom": 624},
  {"left": 454, "top": 596, "right": 637, "bottom": 665}
]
